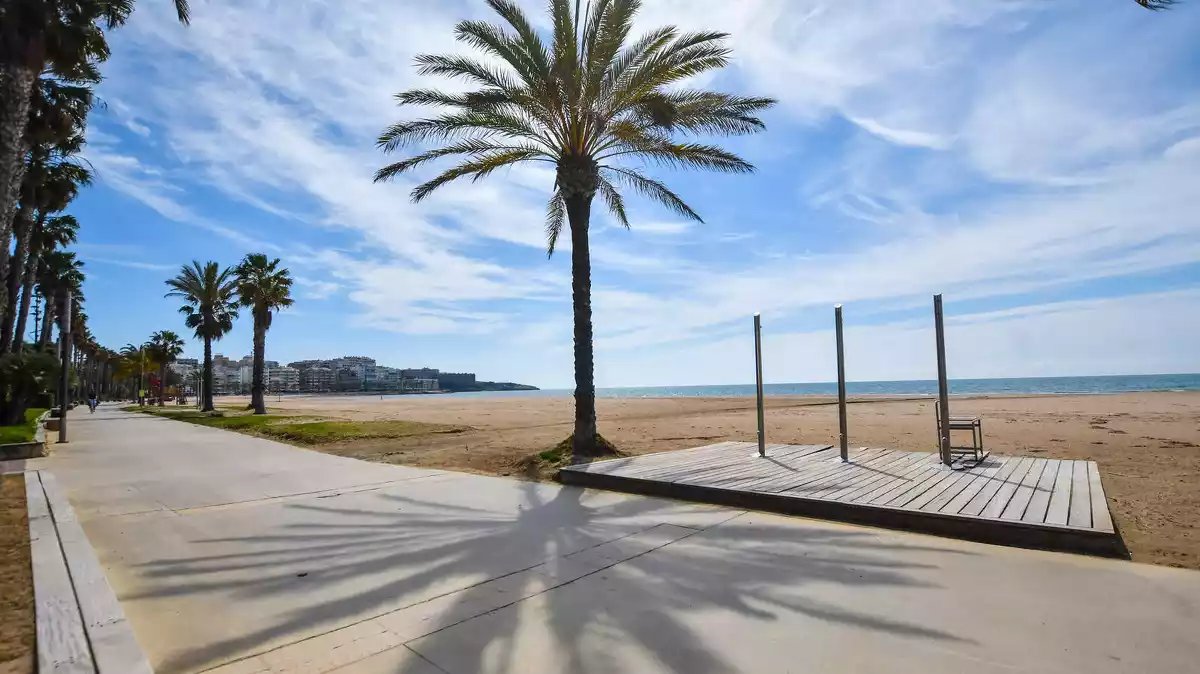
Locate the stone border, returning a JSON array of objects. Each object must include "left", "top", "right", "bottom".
[
  {"left": 26, "top": 470, "right": 154, "bottom": 674},
  {"left": 0, "top": 410, "right": 51, "bottom": 461}
]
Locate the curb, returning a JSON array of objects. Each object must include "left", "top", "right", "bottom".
[
  {"left": 26, "top": 470, "right": 154, "bottom": 674},
  {"left": 0, "top": 410, "right": 51, "bottom": 461}
]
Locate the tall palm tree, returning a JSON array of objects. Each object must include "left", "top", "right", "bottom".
[
  {"left": 13, "top": 214, "right": 76, "bottom": 350},
  {"left": 1, "top": 1, "right": 189, "bottom": 284},
  {"left": 375, "top": 0, "right": 774, "bottom": 456},
  {"left": 164, "top": 261, "right": 237, "bottom": 412},
  {"left": 234, "top": 253, "right": 293, "bottom": 415},
  {"left": 35, "top": 249, "right": 82, "bottom": 347},
  {"left": 148, "top": 329, "right": 184, "bottom": 406}
]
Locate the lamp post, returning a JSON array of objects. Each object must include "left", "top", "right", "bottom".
[
  {"left": 753, "top": 313, "right": 766, "bottom": 457},
  {"left": 57, "top": 291, "right": 72, "bottom": 443}
]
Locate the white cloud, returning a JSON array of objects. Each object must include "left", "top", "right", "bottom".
[{"left": 88, "top": 0, "right": 1200, "bottom": 385}]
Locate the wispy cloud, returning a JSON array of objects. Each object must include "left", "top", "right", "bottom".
[{"left": 83, "top": 0, "right": 1200, "bottom": 383}]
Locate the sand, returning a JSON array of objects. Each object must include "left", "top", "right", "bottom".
[{"left": 222, "top": 391, "right": 1200, "bottom": 569}]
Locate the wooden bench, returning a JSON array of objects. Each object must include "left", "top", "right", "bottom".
[{"left": 936, "top": 407, "right": 984, "bottom": 462}]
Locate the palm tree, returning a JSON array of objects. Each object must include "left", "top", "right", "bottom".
[
  {"left": 119, "top": 342, "right": 148, "bottom": 404},
  {"left": 148, "top": 329, "right": 184, "bottom": 406},
  {"left": 164, "top": 261, "right": 238, "bottom": 412},
  {"left": 35, "top": 249, "right": 82, "bottom": 347},
  {"left": 375, "top": 0, "right": 774, "bottom": 456},
  {"left": 13, "top": 214, "right": 76, "bottom": 350},
  {"left": 1, "top": 1, "right": 189, "bottom": 284},
  {"left": 234, "top": 254, "right": 293, "bottom": 415}
]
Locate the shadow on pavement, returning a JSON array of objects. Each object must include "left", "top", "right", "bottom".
[{"left": 134, "top": 481, "right": 977, "bottom": 674}]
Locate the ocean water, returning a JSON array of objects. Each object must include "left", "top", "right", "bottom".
[{"left": 447, "top": 373, "right": 1200, "bottom": 399}]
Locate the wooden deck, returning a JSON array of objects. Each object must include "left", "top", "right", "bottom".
[{"left": 559, "top": 442, "right": 1126, "bottom": 558}]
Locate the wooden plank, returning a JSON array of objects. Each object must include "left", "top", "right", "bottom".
[
  {"left": 621, "top": 446, "right": 745, "bottom": 480},
  {"left": 1068, "top": 460, "right": 1092, "bottom": 528},
  {"left": 788, "top": 450, "right": 900, "bottom": 495},
  {"left": 876, "top": 460, "right": 957, "bottom": 507},
  {"left": 1044, "top": 459, "right": 1075, "bottom": 526},
  {"left": 669, "top": 445, "right": 799, "bottom": 484},
  {"left": 919, "top": 465, "right": 988, "bottom": 513},
  {"left": 616, "top": 442, "right": 745, "bottom": 478},
  {"left": 27, "top": 472, "right": 96, "bottom": 674},
  {"left": 902, "top": 465, "right": 974, "bottom": 506},
  {"left": 715, "top": 446, "right": 839, "bottom": 490},
  {"left": 979, "top": 457, "right": 1038, "bottom": 519},
  {"left": 699, "top": 447, "right": 812, "bottom": 487},
  {"left": 1087, "top": 462, "right": 1115, "bottom": 533},
  {"left": 1000, "top": 458, "right": 1047, "bottom": 520},
  {"left": 843, "top": 454, "right": 938, "bottom": 504},
  {"left": 644, "top": 442, "right": 804, "bottom": 481},
  {"left": 939, "top": 456, "right": 1010, "bottom": 514},
  {"left": 607, "top": 442, "right": 749, "bottom": 476},
  {"left": 960, "top": 456, "right": 1029, "bottom": 517},
  {"left": 736, "top": 448, "right": 881, "bottom": 493},
  {"left": 819, "top": 452, "right": 923, "bottom": 501},
  {"left": 890, "top": 466, "right": 964, "bottom": 509},
  {"left": 576, "top": 442, "right": 736, "bottom": 474},
  {"left": 760, "top": 448, "right": 892, "bottom": 495},
  {"left": 1021, "top": 459, "right": 1061, "bottom": 524}
]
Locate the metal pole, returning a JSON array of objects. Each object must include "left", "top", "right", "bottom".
[
  {"left": 753, "top": 313, "right": 766, "bottom": 457},
  {"left": 57, "top": 291, "right": 72, "bottom": 443},
  {"left": 934, "top": 294, "right": 952, "bottom": 466},
  {"left": 835, "top": 305, "right": 849, "bottom": 462}
]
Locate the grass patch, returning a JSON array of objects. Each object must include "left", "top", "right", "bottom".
[
  {"left": 516, "top": 434, "right": 622, "bottom": 480},
  {"left": 125, "top": 406, "right": 464, "bottom": 446},
  {"left": 0, "top": 474, "right": 34, "bottom": 673},
  {"left": 0, "top": 408, "right": 47, "bottom": 445},
  {"left": 258, "top": 420, "right": 464, "bottom": 445}
]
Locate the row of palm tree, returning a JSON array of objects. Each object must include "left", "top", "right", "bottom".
[
  {"left": 1, "top": 1, "right": 190, "bottom": 326},
  {"left": 165, "top": 255, "right": 294, "bottom": 414}
]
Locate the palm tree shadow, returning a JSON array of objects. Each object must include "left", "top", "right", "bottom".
[{"left": 137, "top": 481, "right": 977, "bottom": 674}]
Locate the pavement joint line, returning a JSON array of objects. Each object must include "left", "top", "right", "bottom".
[
  {"left": 91, "top": 476, "right": 442, "bottom": 519},
  {"left": 195, "top": 515, "right": 732, "bottom": 673},
  {"left": 403, "top": 644, "right": 452, "bottom": 674}
]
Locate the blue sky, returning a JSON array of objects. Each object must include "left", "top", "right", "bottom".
[{"left": 69, "top": 0, "right": 1200, "bottom": 388}]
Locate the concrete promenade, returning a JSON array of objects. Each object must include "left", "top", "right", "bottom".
[{"left": 36, "top": 406, "right": 1200, "bottom": 673}]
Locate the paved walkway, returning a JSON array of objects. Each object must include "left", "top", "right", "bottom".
[{"left": 35, "top": 406, "right": 1200, "bottom": 674}]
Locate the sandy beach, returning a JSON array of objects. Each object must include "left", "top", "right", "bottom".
[{"left": 220, "top": 391, "right": 1200, "bottom": 569}]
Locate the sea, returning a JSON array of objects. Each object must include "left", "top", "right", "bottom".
[{"left": 446, "top": 373, "right": 1200, "bottom": 399}]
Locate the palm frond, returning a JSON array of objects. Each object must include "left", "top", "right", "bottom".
[
  {"left": 414, "top": 54, "right": 520, "bottom": 92},
  {"left": 411, "top": 150, "right": 549, "bottom": 202},
  {"left": 599, "top": 133, "right": 754, "bottom": 173},
  {"left": 375, "top": 139, "right": 554, "bottom": 182},
  {"left": 601, "top": 166, "right": 702, "bottom": 222},
  {"left": 376, "top": 111, "right": 554, "bottom": 154},
  {"left": 597, "top": 175, "right": 629, "bottom": 229},
  {"left": 545, "top": 189, "right": 566, "bottom": 257}
]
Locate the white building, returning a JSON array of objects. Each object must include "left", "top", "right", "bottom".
[{"left": 268, "top": 366, "right": 300, "bottom": 393}]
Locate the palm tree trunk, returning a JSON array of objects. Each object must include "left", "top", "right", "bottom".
[
  {"left": 37, "top": 297, "right": 53, "bottom": 347},
  {"left": 202, "top": 337, "right": 214, "bottom": 412},
  {"left": 0, "top": 206, "right": 34, "bottom": 351},
  {"left": 0, "top": 63, "right": 36, "bottom": 313},
  {"left": 251, "top": 312, "right": 266, "bottom": 414},
  {"left": 12, "top": 235, "right": 41, "bottom": 352},
  {"left": 158, "top": 364, "right": 167, "bottom": 406},
  {"left": 565, "top": 192, "right": 600, "bottom": 457}
]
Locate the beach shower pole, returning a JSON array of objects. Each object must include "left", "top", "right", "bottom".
[
  {"left": 934, "top": 294, "right": 952, "bottom": 466},
  {"left": 835, "top": 305, "right": 849, "bottom": 462},
  {"left": 754, "top": 313, "right": 766, "bottom": 457}
]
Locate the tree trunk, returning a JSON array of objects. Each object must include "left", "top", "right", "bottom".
[
  {"left": 0, "top": 206, "right": 34, "bottom": 351},
  {"left": 0, "top": 63, "right": 36, "bottom": 317},
  {"left": 565, "top": 192, "right": 599, "bottom": 457},
  {"left": 37, "top": 296, "right": 53, "bottom": 346},
  {"left": 251, "top": 310, "right": 266, "bottom": 414},
  {"left": 12, "top": 233, "right": 41, "bottom": 351},
  {"left": 158, "top": 364, "right": 166, "bottom": 406},
  {"left": 202, "top": 337, "right": 214, "bottom": 412}
]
